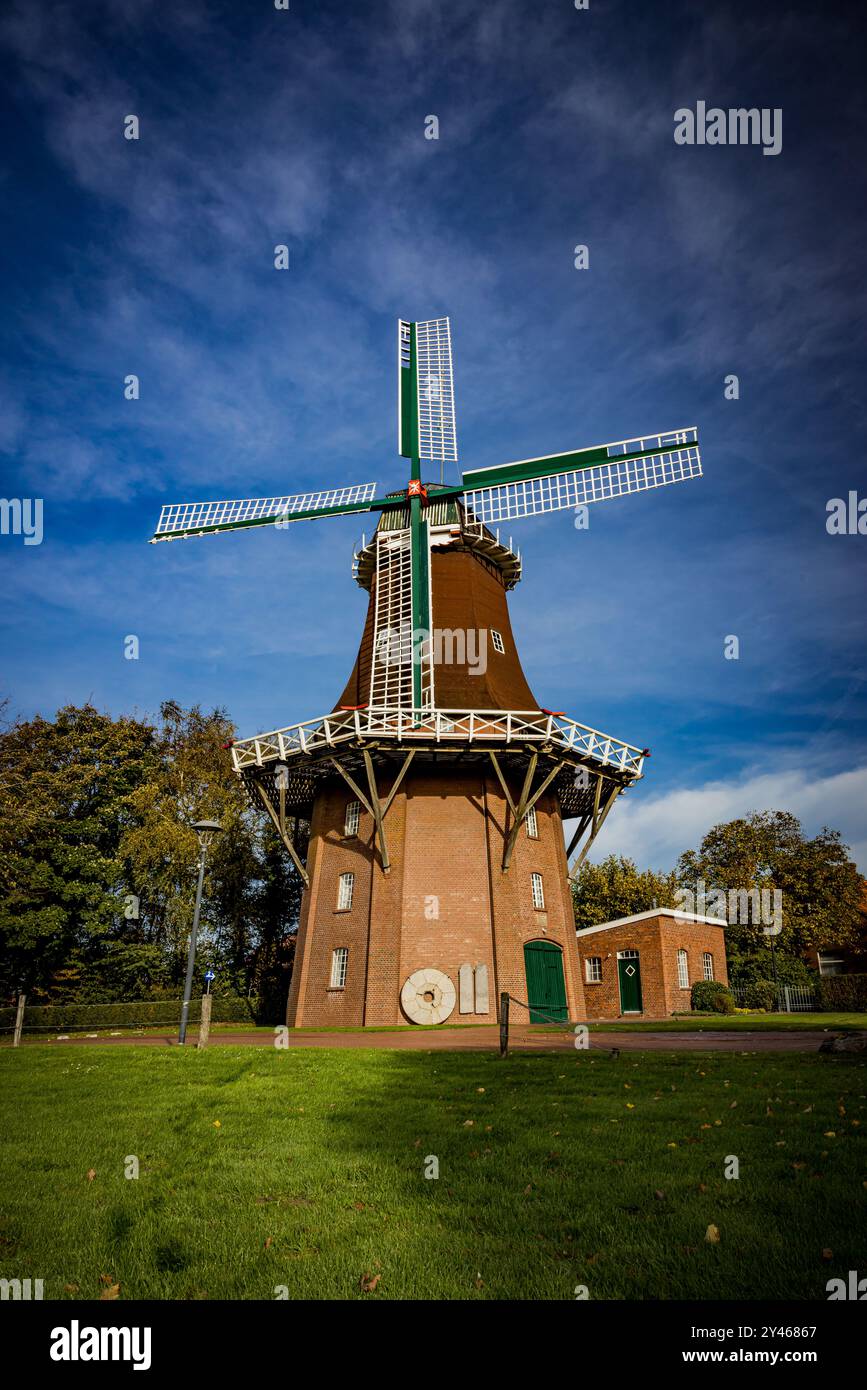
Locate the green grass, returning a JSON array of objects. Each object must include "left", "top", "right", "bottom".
[
  {"left": 581, "top": 1012, "right": 866, "bottom": 1033},
  {"left": 1, "top": 1047, "right": 865, "bottom": 1300},
  {"left": 17, "top": 1010, "right": 864, "bottom": 1041}
]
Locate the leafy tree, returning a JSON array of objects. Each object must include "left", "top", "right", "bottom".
[
  {"left": 0, "top": 699, "right": 306, "bottom": 1015},
  {"left": 0, "top": 705, "right": 157, "bottom": 997},
  {"left": 677, "top": 810, "right": 863, "bottom": 985},
  {"left": 571, "top": 854, "right": 679, "bottom": 931}
]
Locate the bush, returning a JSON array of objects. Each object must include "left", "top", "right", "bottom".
[
  {"left": 690, "top": 981, "right": 736, "bottom": 1014},
  {"left": 743, "top": 979, "right": 778, "bottom": 1012},
  {"left": 816, "top": 974, "right": 867, "bottom": 1013}
]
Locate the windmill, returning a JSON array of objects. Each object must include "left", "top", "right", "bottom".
[{"left": 152, "top": 317, "right": 702, "bottom": 1027}]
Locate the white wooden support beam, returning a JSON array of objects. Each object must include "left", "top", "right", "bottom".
[{"left": 253, "top": 782, "right": 310, "bottom": 888}]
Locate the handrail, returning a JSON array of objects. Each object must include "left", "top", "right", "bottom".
[{"left": 231, "top": 706, "right": 647, "bottom": 778}]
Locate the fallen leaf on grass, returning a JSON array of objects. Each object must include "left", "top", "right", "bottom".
[
  {"left": 654, "top": 1190, "right": 665, "bottom": 1200},
  {"left": 822, "top": 1248, "right": 833, "bottom": 1261},
  {"left": 360, "top": 1272, "right": 381, "bottom": 1293},
  {"left": 86, "top": 1169, "right": 96, "bottom": 1183},
  {"left": 64, "top": 1284, "right": 79, "bottom": 1293},
  {"left": 100, "top": 1284, "right": 120, "bottom": 1300},
  {"left": 705, "top": 1225, "right": 721, "bottom": 1245},
  {"left": 263, "top": 1237, "right": 273, "bottom": 1251}
]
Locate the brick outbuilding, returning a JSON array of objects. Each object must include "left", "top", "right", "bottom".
[{"left": 575, "top": 909, "right": 728, "bottom": 1019}]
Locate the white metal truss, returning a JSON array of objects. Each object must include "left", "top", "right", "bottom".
[
  {"left": 415, "top": 317, "right": 458, "bottom": 463},
  {"left": 231, "top": 707, "right": 647, "bottom": 780},
  {"left": 152, "top": 482, "right": 378, "bottom": 540},
  {"left": 464, "top": 430, "right": 701, "bottom": 524},
  {"left": 369, "top": 529, "right": 414, "bottom": 709}
]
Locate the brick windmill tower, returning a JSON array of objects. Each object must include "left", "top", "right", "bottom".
[{"left": 152, "top": 318, "right": 702, "bottom": 1027}]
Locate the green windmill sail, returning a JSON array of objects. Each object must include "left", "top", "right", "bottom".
[{"left": 151, "top": 315, "right": 702, "bottom": 715}]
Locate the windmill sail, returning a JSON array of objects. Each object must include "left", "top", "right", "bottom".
[
  {"left": 151, "top": 481, "right": 379, "bottom": 542},
  {"left": 461, "top": 429, "right": 700, "bottom": 524},
  {"left": 398, "top": 317, "right": 458, "bottom": 464}
]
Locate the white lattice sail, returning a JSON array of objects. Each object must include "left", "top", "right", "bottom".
[
  {"left": 152, "top": 482, "right": 379, "bottom": 541},
  {"left": 463, "top": 431, "right": 701, "bottom": 524},
  {"left": 415, "top": 317, "right": 458, "bottom": 463}
]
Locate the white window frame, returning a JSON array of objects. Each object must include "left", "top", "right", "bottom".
[
  {"left": 702, "top": 951, "right": 714, "bottom": 981},
  {"left": 817, "top": 953, "right": 845, "bottom": 977},
  {"left": 585, "top": 956, "right": 602, "bottom": 983},
  {"left": 344, "top": 799, "right": 360, "bottom": 837},
  {"left": 491, "top": 629, "right": 505, "bottom": 654},
  {"left": 531, "top": 872, "right": 545, "bottom": 910},
  {"left": 526, "top": 805, "right": 538, "bottom": 839},
  {"left": 330, "top": 947, "right": 348, "bottom": 989},
  {"left": 337, "top": 871, "right": 354, "bottom": 911},
  {"left": 677, "top": 948, "right": 689, "bottom": 990}
]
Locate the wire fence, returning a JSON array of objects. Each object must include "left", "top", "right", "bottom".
[
  {"left": 498, "top": 992, "right": 583, "bottom": 1055},
  {"left": 0, "top": 995, "right": 259, "bottom": 1042}
]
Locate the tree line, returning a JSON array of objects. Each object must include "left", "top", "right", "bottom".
[
  {"left": 1, "top": 701, "right": 863, "bottom": 1007},
  {"left": 0, "top": 701, "right": 303, "bottom": 1016}
]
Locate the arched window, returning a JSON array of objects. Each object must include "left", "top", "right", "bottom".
[
  {"left": 677, "top": 948, "right": 689, "bottom": 989},
  {"left": 703, "top": 951, "right": 714, "bottom": 981}
]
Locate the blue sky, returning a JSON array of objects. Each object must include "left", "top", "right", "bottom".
[{"left": 1, "top": 0, "right": 865, "bottom": 870}]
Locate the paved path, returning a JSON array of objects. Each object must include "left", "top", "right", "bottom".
[{"left": 22, "top": 1025, "right": 837, "bottom": 1053}]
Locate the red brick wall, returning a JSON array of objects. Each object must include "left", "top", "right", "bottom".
[
  {"left": 287, "top": 764, "right": 586, "bottom": 1027},
  {"left": 576, "top": 914, "right": 728, "bottom": 1020}
]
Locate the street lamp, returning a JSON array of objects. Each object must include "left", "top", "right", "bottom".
[{"left": 178, "top": 819, "right": 222, "bottom": 1045}]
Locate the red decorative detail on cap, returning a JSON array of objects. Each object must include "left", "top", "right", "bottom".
[
  {"left": 641, "top": 748, "right": 651, "bottom": 758},
  {"left": 407, "top": 479, "right": 428, "bottom": 498},
  {"left": 540, "top": 708, "right": 565, "bottom": 717},
  {"left": 339, "top": 704, "right": 368, "bottom": 710},
  {"left": 221, "top": 740, "right": 235, "bottom": 749}
]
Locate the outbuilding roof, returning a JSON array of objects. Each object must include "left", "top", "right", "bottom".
[{"left": 575, "top": 907, "right": 728, "bottom": 938}]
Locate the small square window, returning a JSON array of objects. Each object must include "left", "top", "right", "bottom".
[
  {"left": 491, "top": 630, "right": 505, "bottom": 654},
  {"left": 344, "top": 800, "right": 360, "bottom": 837},
  {"left": 330, "top": 947, "right": 348, "bottom": 989},
  {"left": 337, "top": 872, "right": 354, "bottom": 911},
  {"left": 526, "top": 806, "right": 539, "bottom": 839},
  {"left": 585, "top": 956, "right": 602, "bottom": 983},
  {"left": 531, "top": 872, "right": 545, "bottom": 910}
]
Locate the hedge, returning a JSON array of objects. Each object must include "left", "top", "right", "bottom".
[
  {"left": 742, "top": 979, "right": 778, "bottom": 1012},
  {"left": 690, "top": 980, "right": 736, "bottom": 1015},
  {"left": 816, "top": 974, "right": 867, "bottom": 1013},
  {"left": 0, "top": 996, "right": 260, "bottom": 1033}
]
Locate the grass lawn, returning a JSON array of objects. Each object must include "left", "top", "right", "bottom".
[
  {"left": 1, "top": 1046, "right": 864, "bottom": 1300},
  {"left": 580, "top": 1012, "right": 867, "bottom": 1033},
  {"left": 18, "top": 1010, "right": 865, "bottom": 1041}
]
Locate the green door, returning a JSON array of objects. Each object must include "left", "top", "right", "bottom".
[
  {"left": 618, "top": 951, "right": 643, "bottom": 1013},
  {"left": 523, "top": 941, "right": 568, "bottom": 1023}
]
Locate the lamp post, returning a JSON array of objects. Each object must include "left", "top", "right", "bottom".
[{"left": 178, "top": 819, "right": 222, "bottom": 1045}]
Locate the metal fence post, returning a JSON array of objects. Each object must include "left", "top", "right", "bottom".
[
  {"left": 499, "top": 992, "right": 510, "bottom": 1056},
  {"left": 12, "top": 993, "right": 26, "bottom": 1048}
]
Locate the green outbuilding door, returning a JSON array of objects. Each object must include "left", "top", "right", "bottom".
[
  {"left": 523, "top": 940, "right": 568, "bottom": 1022},
  {"left": 618, "top": 950, "right": 643, "bottom": 1013}
]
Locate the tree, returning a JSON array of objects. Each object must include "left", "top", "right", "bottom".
[
  {"left": 0, "top": 699, "right": 306, "bottom": 1014},
  {"left": 0, "top": 705, "right": 157, "bottom": 996},
  {"left": 677, "top": 810, "right": 864, "bottom": 985},
  {"left": 571, "top": 854, "right": 679, "bottom": 931}
]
